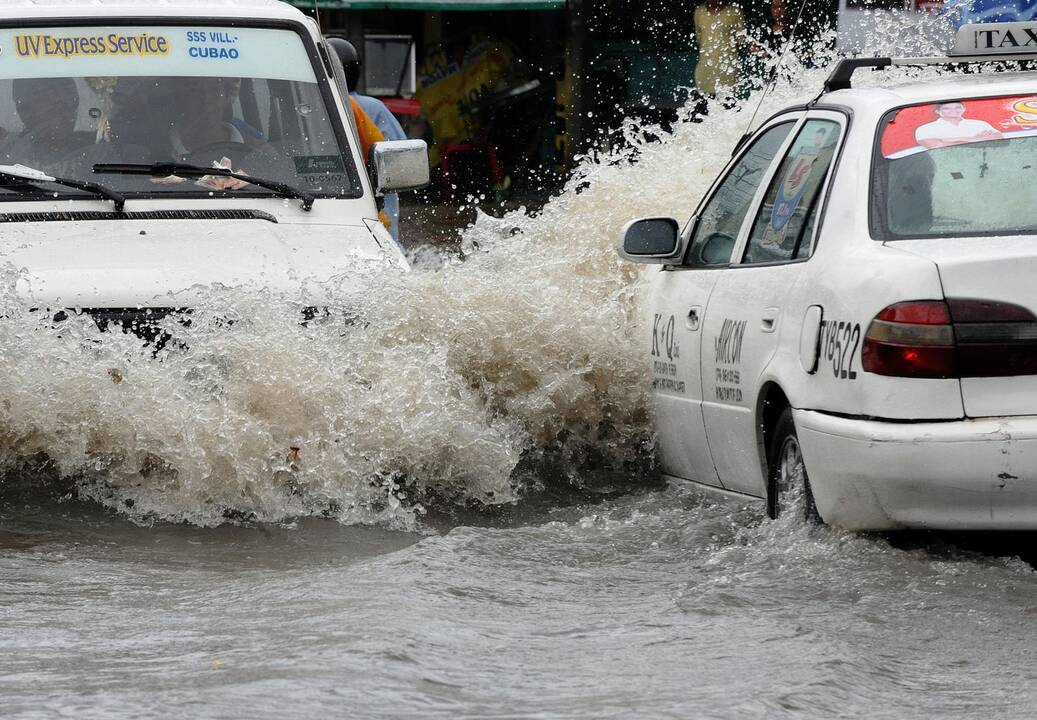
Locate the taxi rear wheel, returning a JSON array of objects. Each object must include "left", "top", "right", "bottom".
[{"left": 767, "top": 407, "right": 821, "bottom": 524}]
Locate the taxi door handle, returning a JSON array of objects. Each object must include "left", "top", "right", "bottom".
[
  {"left": 686, "top": 306, "right": 702, "bottom": 331},
  {"left": 761, "top": 309, "right": 779, "bottom": 333}
]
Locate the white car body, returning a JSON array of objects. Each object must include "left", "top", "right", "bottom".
[
  {"left": 0, "top": 0, "right": 418, "bottom": 311},
  {"left": 621, "top": 31, "right": 1037, "bottom": 530}
]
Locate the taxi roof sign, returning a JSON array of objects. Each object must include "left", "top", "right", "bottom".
[
  {"left": 822, "top": 23, "right": 1037, "bottom": 94},
  {"left": 950, "top": 22, "right": 1037, "bottom": 57}
]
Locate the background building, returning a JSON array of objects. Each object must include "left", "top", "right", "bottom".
[{"left": 289, "top": 0, "right": 844, "bottom": 196}]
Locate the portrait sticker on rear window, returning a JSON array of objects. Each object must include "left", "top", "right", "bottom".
[{"left": 880, "top": 95, "right": 1037, "bottom": 158}]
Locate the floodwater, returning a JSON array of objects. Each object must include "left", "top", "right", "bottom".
[
  {"left": 5, "top": 486, "right": 1037, "bottom": 719},
  {"left": 1, "top": 19, "right": 1032, "bottom": 720}
]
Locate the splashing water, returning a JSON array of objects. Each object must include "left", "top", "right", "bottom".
[{"left": 0, "top": 16, "right": 970, "bottom": 528}]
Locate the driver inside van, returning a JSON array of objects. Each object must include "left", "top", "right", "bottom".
[
  {"left": 150, "top": 76, "right": 253, "bottom": 190},
  {"left": 169, "top": 77, "right": 245, "bottom": 157},
  {"left": 0, "top": 77, "right": 82, "bottom": 175}
]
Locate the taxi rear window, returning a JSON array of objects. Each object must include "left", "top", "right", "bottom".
[{"left": 872, "top": 95, "right": 1037, "bottom": 240}]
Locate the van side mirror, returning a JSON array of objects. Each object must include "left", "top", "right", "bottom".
[
  {"left": 372, "top": 140, "right": 430, "bottom": 193},
  {"left": 617, "top": 217, "right": 681, "bottom": 263}
]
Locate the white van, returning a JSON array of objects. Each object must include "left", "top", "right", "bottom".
[{"left": 0, "top": 0, "right": 427, "bottom": 317}]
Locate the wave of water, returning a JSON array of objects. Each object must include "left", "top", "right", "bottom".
[{"left": 0, "top": 17, "right": 967, "bottom": 528}]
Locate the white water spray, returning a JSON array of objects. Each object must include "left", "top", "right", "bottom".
[{"left": 0, "top": 15, "right": 964, "bottom": 528}]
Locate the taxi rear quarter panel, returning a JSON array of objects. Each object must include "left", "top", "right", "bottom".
[
  {"left": 766, "top": 88, "right": 1037, "bottom": 527},
  {"left": 742, "top": 105, "right": 964, "bottom": 496}
]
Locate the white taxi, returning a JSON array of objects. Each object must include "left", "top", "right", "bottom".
[
  {"left": 619, "top": 22, "right": 1037, "bottom": 530},
  {"left": 0, "top": 0, "right": 427, "bottom": 329}
]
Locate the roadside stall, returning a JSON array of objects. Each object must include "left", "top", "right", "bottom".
[{"left": 290, "top": 0, "right": 567, "bottom": 189}]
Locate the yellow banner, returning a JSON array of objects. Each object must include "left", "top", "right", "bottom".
[{"left": 415, "top": 40, "right": 513, "bottom": 165}]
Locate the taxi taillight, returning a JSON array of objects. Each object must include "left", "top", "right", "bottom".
[
  {"left": 862, "top": 299, "right": 1037, "bottom": 378},
  {"left": 862, "top": 301, "right": 956, "bottom": 378},
  {"left": 950, "top": 298, "right": 1037, "bottom": 377}
]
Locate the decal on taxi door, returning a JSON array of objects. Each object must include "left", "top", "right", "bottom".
[
  {"left": 651, "top": 313, "right": 685, "bottom": 393},
  {"left": 714, "top": 318, "right": 746, "bottom": 402}
]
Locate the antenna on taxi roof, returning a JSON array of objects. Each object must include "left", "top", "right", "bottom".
[
  {"left": 739, "top": 0, "right": 811, "bottom": 142},
  {"left": 312, "top": 0, "right": 324, "bottom": 34}
]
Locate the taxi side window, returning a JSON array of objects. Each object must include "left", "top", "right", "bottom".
[
  {"left": 685, "top": 122, "right": 794, "bottom": 267},
  {"left": 743, "top": 119, "right": 842, "bottom": 265}
]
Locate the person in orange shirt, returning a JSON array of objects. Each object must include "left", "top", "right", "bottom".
[
  {"left": 349, "top": 95, "right": 383, "bottom": 162},
  {"left": 348, "top": 96, "right": 392, "bottom": 230}
]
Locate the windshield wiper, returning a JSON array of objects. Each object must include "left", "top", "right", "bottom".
[
  {"left": 0, "top": 164, "right": 125, "bottom": 210},
  {"left": 94, "top": 162, "right": 314, "bottom": 211}
]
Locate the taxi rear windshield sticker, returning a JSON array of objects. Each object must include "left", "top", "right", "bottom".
[
  {"left": 881, "top": 95, "right": 1037, "bottom": 158},
  {"left": 0, "top": 26, "right": 316, "bottom": 84}
]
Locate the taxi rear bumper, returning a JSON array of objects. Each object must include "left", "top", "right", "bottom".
[{"left": 794, "top": 409, "right": 1037, "bottom": 530}]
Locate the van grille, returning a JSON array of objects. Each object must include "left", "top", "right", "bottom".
[
  {"left": 49, "top": 308, "right": 191, "bottom": 351},
  {"left": 52, "top": 306, "right": 321, "bottom": 350}
]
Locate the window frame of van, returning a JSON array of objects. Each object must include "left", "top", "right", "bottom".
[{"left": 0, "top": 15, "right": 364, "bottom": 204}]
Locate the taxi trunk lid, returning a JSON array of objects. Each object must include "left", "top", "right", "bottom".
[{"left": 890, "top": 236, "right": 1037, "bottom": 417}]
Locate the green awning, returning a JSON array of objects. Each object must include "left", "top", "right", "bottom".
[{"left": 292, "top": 0, "right": 564, "bottom": 10}]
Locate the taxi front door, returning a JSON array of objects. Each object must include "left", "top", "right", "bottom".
[
  {"left": 652, "top": 118, "right": 798, "bottom": 489},
  {"left": 651, "top": 265, "right": 722, "bottom": 487},
  {"left": 701, "top": 114, "right": 846, "bottom": 496}
]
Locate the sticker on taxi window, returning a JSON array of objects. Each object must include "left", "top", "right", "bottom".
[
  {"left": 881, "top": 95, "right": 1037, "bottom": 158},
  {"left": 771, "top": 125, "right": 832, "bottom": 234}
]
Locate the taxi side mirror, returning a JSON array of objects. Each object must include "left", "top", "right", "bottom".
[
  {"left": 617, "top": 217, "right": 681, "bottom": 263},
  {"left": 372, "top": 140, "right": 430, "bottom": 194}
]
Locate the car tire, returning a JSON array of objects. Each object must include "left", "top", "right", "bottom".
[{"left": 767, "top": 406, "right": 822, "bottom": 524}]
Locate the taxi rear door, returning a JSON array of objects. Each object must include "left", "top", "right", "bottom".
[
  {"left": 700, "top": 110, "right": 846, "bottom": 496},
  {"left": 651, "top": 117, "right": 798, "bottom": 488}
]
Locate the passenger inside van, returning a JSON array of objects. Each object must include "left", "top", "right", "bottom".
[{"left": 0, "top": 77, "right": 84, "bottom": 174}]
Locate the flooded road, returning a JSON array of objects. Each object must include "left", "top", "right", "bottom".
[
  {"left": 1, "top": 24, "right": 1032, "bottom": 717},
  {"left": 4, "top": 483, "right": 1037, "bottom": 719}
]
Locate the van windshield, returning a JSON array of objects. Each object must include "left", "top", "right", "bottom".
[
  {"left": 0, "top": 25, "right": 359, "bottom": 201},
  {"left": 873, "top": 95, "right": 1037, "bottom": 239}
]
